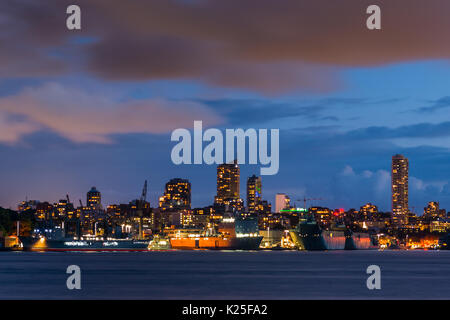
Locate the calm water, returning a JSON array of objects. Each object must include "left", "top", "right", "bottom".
[{"left": 1, "top": 250, "right": 450, "bottom": 299}]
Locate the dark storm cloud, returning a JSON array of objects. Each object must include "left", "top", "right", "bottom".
[{"left": 3, "top": 0, "right": 450, "bottom": 93}]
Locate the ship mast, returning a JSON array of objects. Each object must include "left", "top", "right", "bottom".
[{"left": 137, "top": 180, "right": 147, "bottom": 240}]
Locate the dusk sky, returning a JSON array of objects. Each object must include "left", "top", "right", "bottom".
[{"left": 2, "top": 0, "right": 450, "bottom": 213}]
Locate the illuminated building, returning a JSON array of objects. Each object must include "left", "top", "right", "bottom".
[
  {"left": 35, "top": 202, "right": 53, "bottom": 220},
  {"left": 160, "top": 178, "right": 191, "bottom": 210},
  {"left": 214, "top": 160, "right": 243, "bottom": 212},
  {"left": 87, "top": 187, "right": 102, "bottom": 209},
  {"left": 214, "top": 160, "right": 240, "bottom": 204},
  {"left": 259, "top": 214, "right": 283, "bottom": 230},
  {"left": 359, "top": 203, "right": 378, "bottom": 221},
  {"left": 181, "top": 212, "right": 194, "bottom": 227},
  {"left": 246, "top": 175, "right": 262, "bottom": 214},
  {"left": 260, "top": 200, "right": 272, "bottom": 215},
  {"left": 55, "top": 199, "right": 75, "bottom": 219},
  {"left": 424, "top": 201, "right": 446, "bottom": 219},
  {"left": 429, "top": 219, "right": 450, "bottom": 233},
  {"left": 275, "top": 193, "right": 290, "bottom": 213},
  {"left": 309, "top": 207, "right": 333, "bottom": 227},
  {"left": 107, "top": 204, "right": 121, "bottom": 217},
  {"left": 392, "top": 154, "right": 409, "bottom": 225},
  {"left": 18, "top": 200, "right": 40, "bottom": 212}
]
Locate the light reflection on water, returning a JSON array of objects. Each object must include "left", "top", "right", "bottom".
[{"left": 1, "top": 250, "right": 449, "bottom": 299}]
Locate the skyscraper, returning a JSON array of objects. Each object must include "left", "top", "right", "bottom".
[
  {"left": 160, "top": 178, "right": 191, "bottom": 210},
  {"left": 215, "top": 160, "right": 240, "bottom": 204},
  {"left": 87, "top": 187, "right": 102, "bottom": 209},
  {"left": 391, "top": 154, "right": 409, "bottom": 225},
  {"left": 247, "top": 175, "right": 262, "bottom": 214}
]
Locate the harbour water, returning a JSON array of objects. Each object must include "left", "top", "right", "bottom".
[{"left": 1, "top": 250, "right": 450, "bottom": 299}]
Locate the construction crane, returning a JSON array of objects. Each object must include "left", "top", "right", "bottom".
[
  {"left": 296, "top": 197, "right": 323, "bottom": 210},
  {"left": 136, "top": 180, "right": 148, "bottom": 240}
]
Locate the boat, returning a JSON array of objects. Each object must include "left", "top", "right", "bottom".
[
  {"left": 0, "top": 235, "right": 23, "bottom": 251},
  {"left": 438, "top": 233, "right": 450, "bottom": 250},
  {"left": 345, "top": 230, "right": 376, "bottom": 250},
  {"left": 289, "top": 217, "right": 346, "bottom": 250},
  {"left": 169, "top": 217, "right": 263, "bottom": 250},
  {"left": 22, "top": 236, "right": 149, "bottom": 252},
  {"left": 148, "top": 234, "right": 172, "bottom": 250}
]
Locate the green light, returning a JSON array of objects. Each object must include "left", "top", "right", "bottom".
[{"left": 280, "top": 208, "right": 307, "bottom": 213}]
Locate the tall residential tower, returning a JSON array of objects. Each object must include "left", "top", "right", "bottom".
[
  {"left": 215, "top": 160, "right": 240, "bottom": 204},
  {"left": 214, "top": 160, "right": 243, "bottom": 212},
  {"left": 391, "top": 154, "right": 409, "bottom": 225}
]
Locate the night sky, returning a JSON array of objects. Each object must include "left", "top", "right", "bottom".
[{"left": 1, "top": 0, "right": 450, "bottom": 213}]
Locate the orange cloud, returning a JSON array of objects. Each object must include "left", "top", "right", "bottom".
[{"left": 0, "top": 83, "right": 223, "bottom": 143}]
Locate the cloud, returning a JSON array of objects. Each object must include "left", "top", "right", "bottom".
[
  {"left": 203, "top": 98, "right": 331, "bottom": 125},
  {"left": 336, "top": 166, "right": 391, "bottom": 205},
  {"left": 0, "top": 83, "right": 222, "bottom": 143},
  {"left": 335, "top": 165, "right": 450, "bottom": 212},
  {"left": 3, "top": 0, "right": 450, "bottom": 93},
  {"left": 416, "top": 97, "right": 450, "bottom": 113},
  {"left": 338, "top": 122, "right": 450, "bottom": 141},
  {"left": 0, "top": 113, "right": 39, "bottom": 143}
]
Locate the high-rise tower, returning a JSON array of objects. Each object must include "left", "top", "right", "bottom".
[
  {"left": 247, "top": 175, "right": 262, "bottom": 214},
  {"left": 391, "top": 154, "right": 409, "bottom": 225},
  {"left": 215, "top": 160, "right": 240, "bottom": 204}
]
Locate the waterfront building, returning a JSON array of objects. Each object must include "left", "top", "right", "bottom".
[
  {"left": 359, "top": 203, "right": 378, "bottom": 221},
  {"left": 214, "top": 160, "right": 242, "bottom": 212},
  {"left": 18, "top": 200, "right": 40, "bottom": 212},
  {"left": 55, "top": 198, "right": 75, "bottom": 219},
  {"left": 309, "top": 206, "right": 333, "bottom": 228},
  {"left": 87, "top": 187, "right": 102, "bottom": 210},
  {"left": 160, "top": 178, "right": 191, "bottom": 210},
  {"left": 392, "top": 154, "right": 409, "bottom": 225},
  {"left": 35, "top": 202, "right": 53, "bottom": 221},
  {"left": 215, "top": 160, "right": 240, "bottom": 203},
  {"left": 424, "top": 201, "right": 446, "bottom": 219},
  {"left": 275, "top": 194, "right": 290, "bottom": 213}
]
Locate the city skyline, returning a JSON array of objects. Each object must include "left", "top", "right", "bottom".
[
  {"left": 11, "top": 154, "right": 448, "bottom": 217},
  {"left": 2, "top": 1, "right": 450, "bottom": 212}
]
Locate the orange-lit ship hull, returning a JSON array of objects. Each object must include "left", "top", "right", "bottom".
[{"left": 170, "top": 236, "right": 262, "bottom": 250}]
